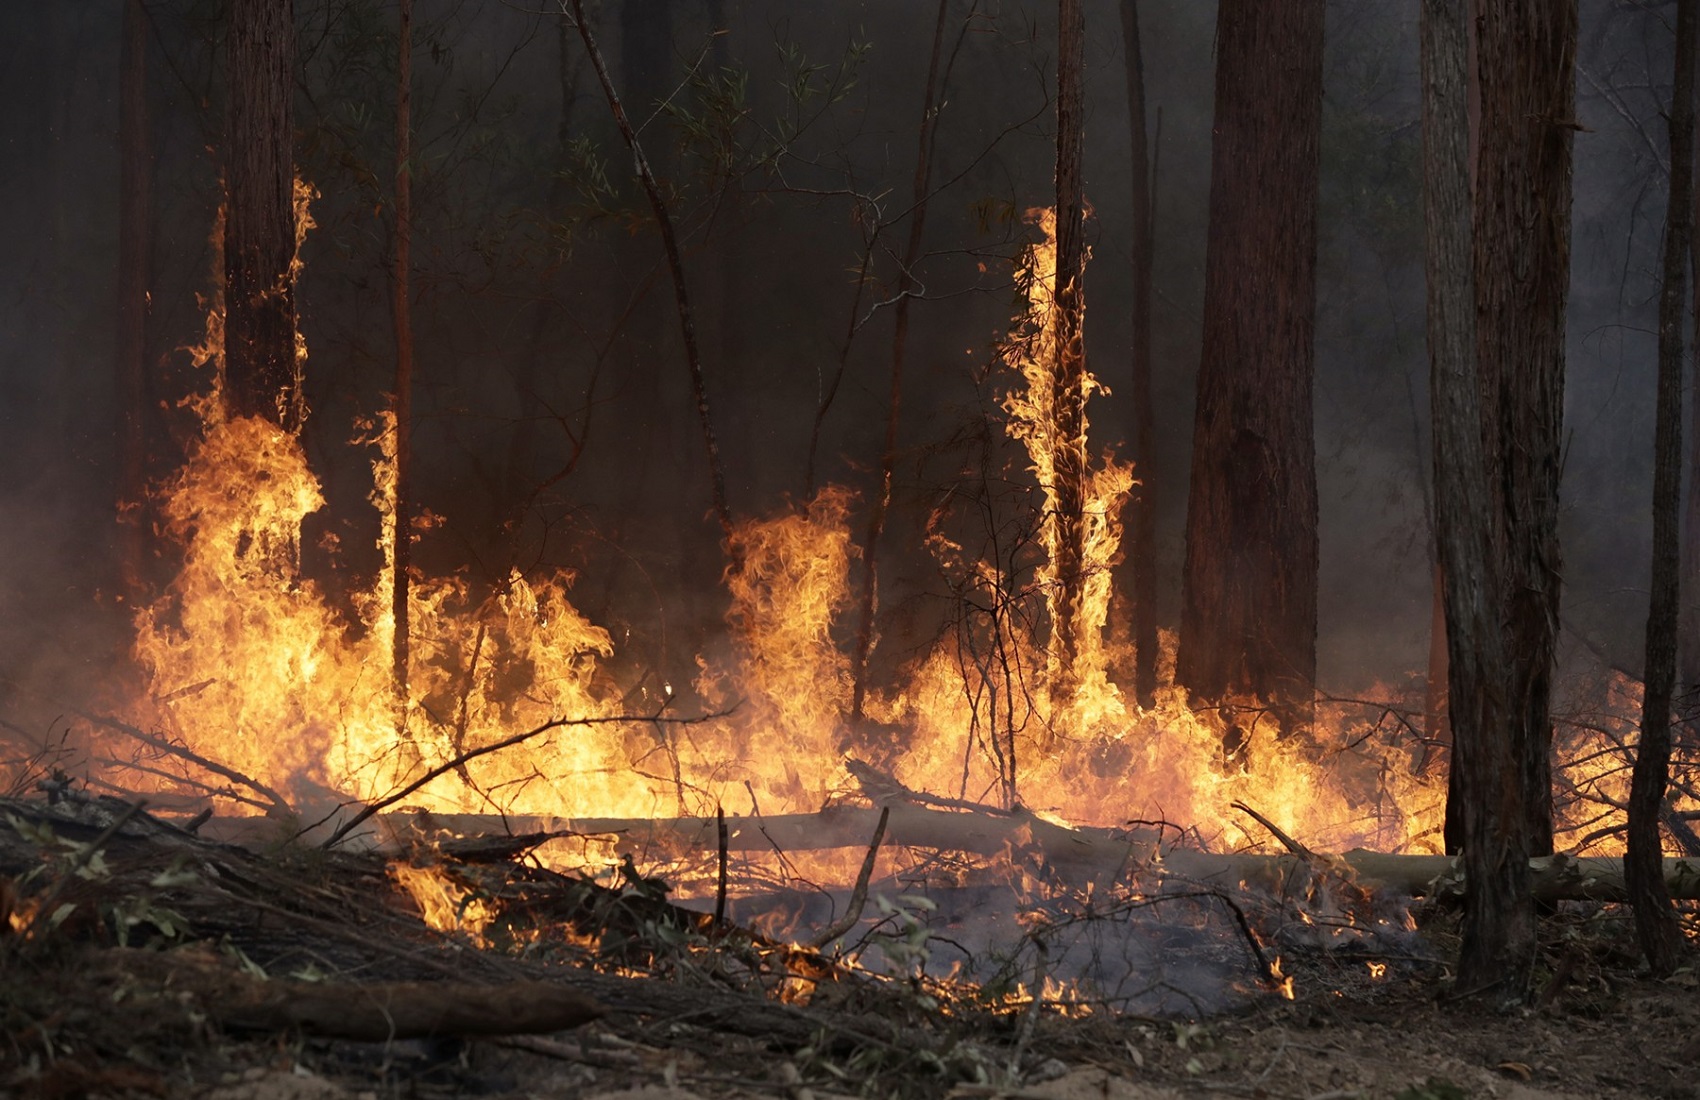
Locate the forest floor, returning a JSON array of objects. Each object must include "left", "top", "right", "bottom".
[{"left": 1, "top": 791, "right": 1696, "bottom": 1100}]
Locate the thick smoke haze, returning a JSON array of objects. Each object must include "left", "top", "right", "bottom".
[{"left": 0, "top": 0, "right": 1678, "bottom": 740}]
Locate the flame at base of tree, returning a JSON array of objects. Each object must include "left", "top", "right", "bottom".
[
  {"left": 1000, "top": 207, "right": 1135, "bottom": 740},
  {"left": 110, "top": 197, "right": 1692, "bottom": 867}
]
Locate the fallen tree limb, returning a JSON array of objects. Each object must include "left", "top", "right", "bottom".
[
  {"left": 387, "top": 802, "right": 1150, "bottom": 882},
  {"left": 101, "top": 946, "right": 602, "bottom": 1041},
  {"left": 80, "top": 710, "right": 291, "bottom": 814},
  {"left": 317, "top": 709, "right": 731, "bottom": 849},
  {"left": 387, "top": 805, "right": 1700, "bottom": 902},
  {"left": 1160, "top": 847, "right": 1700, "bottom": 903}
]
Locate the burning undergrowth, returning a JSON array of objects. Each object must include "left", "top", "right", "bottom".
[
  {"left": 4, "top": 187, "right": 1693, "bottom": 1064},
  {"left": 100, "top": 196, "right": 1461, "bottom": 857}
]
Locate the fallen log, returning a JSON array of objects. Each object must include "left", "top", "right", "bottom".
[
  {"left": 387, "top": 803, "right": 1153, "bottom": 877},
  {"left": 1170, "top": 847, "right": 1700, "bottom": 904},
  {"left": 187, "top": 796, "right": 1700, "bottom": 903},
  {"left": 99, "top": 945, "right": 603, "bottom": 1041}
]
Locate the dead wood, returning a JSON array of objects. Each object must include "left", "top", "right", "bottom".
[
  {"left": 1161, "top": 847, "right": 1700, "bottom": 904},
  {"left": 390, "top": 804, "right": 1700, "bottom": 904},
  {"left": 391, "top": 801, "right": 1150, "bottom": 881},
  {"left": 809, "top": 805, "right": 888, "bottom": 947},
  {"left": 318, "top": 709, "right": 728, "bottom": 849},
  {"left": 81, "top": 710, "right": 291, "bottom": 813},
  {"left": 1230, "top": 800, "right": 1312, "bottom": 858}
]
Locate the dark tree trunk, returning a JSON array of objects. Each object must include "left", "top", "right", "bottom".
[
  {"left": 1685, "top": 21, "right": 1700, "bottom": 735},
  {"left": 1177, "top": 0, "right": 1323, "bottom": 746},
  {"left": 116, "top": 0, "right": 153, "bottom": 597},
  {"left": 391, "top": 0, "right": 415, "bottom": 729},
  {"left": 1423, "top": 0, "right": 1526, "bottom": 1001},
  {"left": 570, "top": 0, "right": 734, "bottom": 542},
  {"left": 1047, "top": 0, "right": 1092, "bottom": 718},
  {"left": 224, "top": 0, "right": 299, "bottom": 431},
  {"left": 1628, "top": 0, "right": 1693, "bottom": 979},
  {"left": 846, "top": 0, "right": 950, "bottom": 732},
  {"left": 1119, "top": 0, "right": 1158, "bottom": 711},
  {"left": 1431, "top": 0, "right": 1576, "bottom": 1004},
  {"left": 1473, "top": 0, "right": 1573, "bottom": 867}
]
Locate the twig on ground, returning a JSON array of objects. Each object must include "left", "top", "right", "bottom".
[
  {"left": 714, "top": 803, "right": 728, "bottom": 927},
  {"left": 810, "top": 806, "right": 889, "bottom": 948},
  {"left": 1231, "top": 800, "right": 1313, "bottom": 858}
]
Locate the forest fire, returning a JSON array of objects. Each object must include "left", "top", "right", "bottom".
[
  {"left": 69, "top": 177, "right": 1694, "bottom": 1025},
  {"left": 62, "top": 189, "right": 1488, "bottom": 1015},
  {"left": 11, "top": 0, "right": 1700, "bottom": 1094},
  {"left": 111, "top": 197, "right": 1449, "bottom": 859}
]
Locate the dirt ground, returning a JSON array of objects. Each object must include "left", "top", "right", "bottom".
[{"left": 1, "top": 796, "right": 1696, "bottom": 1100}]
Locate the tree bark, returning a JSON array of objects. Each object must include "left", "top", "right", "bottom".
[
  {"left": 224, "top": 0, "right": 299, "bottom": 431},
  {"left": 1120, "top": 0, "right": 1158, "bottom": 711},
  {"left": 1685, "top": 19, "right": 1700, "bottom": 751},
  {"left": 1424, "top": 0, "right": 1525, "bottom": 1001},
  {"left": 1434, "top": 0, "right": 1577, "bottom": 1005},
  {"left": 1177, "top": 0, "right": 1323, "bottom": 745},
  {"left": 116, "top": 0, "right": 153, "bottom": 597},
  {"left": 1044, "top": 0, "right": 1092, "bottom": 720},
  {"left": 1473, "top": 0, "right": 1573, "bottom": 871},
  {"left": 1628, "top": 0, "right": 1694, "bottom": 979},
  {"left": 391, "top": 0, "right": 415, "bottom": 732}
]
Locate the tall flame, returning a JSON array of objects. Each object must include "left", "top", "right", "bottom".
[
  {"left": 1000, "top": 207, "right": 1135, "bottom": 736},
  {"left": 115, "top": 192, "right": 1690, "bottom": 884}
]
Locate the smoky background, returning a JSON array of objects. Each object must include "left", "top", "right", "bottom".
[{"left": 0, "top": 0, "right": 1676, "bottom": 739}]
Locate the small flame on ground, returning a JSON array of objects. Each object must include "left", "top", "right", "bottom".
[{"left": 390, "top": 862, "right": 496, "bottom": 945}]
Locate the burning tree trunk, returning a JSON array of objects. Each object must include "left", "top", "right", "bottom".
[
  {"left": 1628, "top": 0, "right": 1695, "bottom": 979},
  {"left": 1119, "top": 0, "right": 1158, "bottom": 711},
  {"left": 391, "top": 0, "right": 416, "bottom": 728},
  {"left": 1046, "top": 0, "right": 1092, "bottom": 723},
  {"left": 1177, "top": 0, "right": 1323, "bottom": 745},
  {"left": 224, "top": 0, "right": 300, "bottom": 431},
  {"left": 116, "top": 0, "right": 153, "bottom": 597}
]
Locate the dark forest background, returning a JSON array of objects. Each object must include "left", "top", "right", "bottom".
[{"left": 0, "top": 0, "right": 1677, "bottom": 721}]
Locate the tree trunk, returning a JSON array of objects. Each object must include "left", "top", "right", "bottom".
[
  {"left": 845, "top": 0, "right": 951, "bottom": 734},
  {"left": 1473, "top": 0, "right": 1573, "bottom": 870},
  {"left": 1684, "top": 22, "right": 1700, "bottom": 745},
  {"left": 1432, "top": 0, "right": 1577, "bottom": 1005},
  {"left": 1423, "top": 0, "right": 1524, "bottom": 1001},
  {"left": 1120, "top": 0, "right": 1157, "bottom": 711},
  {"left": 1628, "top": 0, "right": 1693, "bottom": 979},
  {"left": 224, "top": 0, "right": 299, "bottom": 431},
  {"left": 570, "top": 0, "right": 734, "bottom": 543},
  {"left": 1045, "top": 0, "right": 1092, "bottom": 721},
  {"left": 391, "top": 0, "right": 415, "bottom": 732},
  {"left": 116, "top": 0, "right": 153, "bottom": 597},
  {"left": 1176, "top": 0, "right": 1323, "bottom": 747}
]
